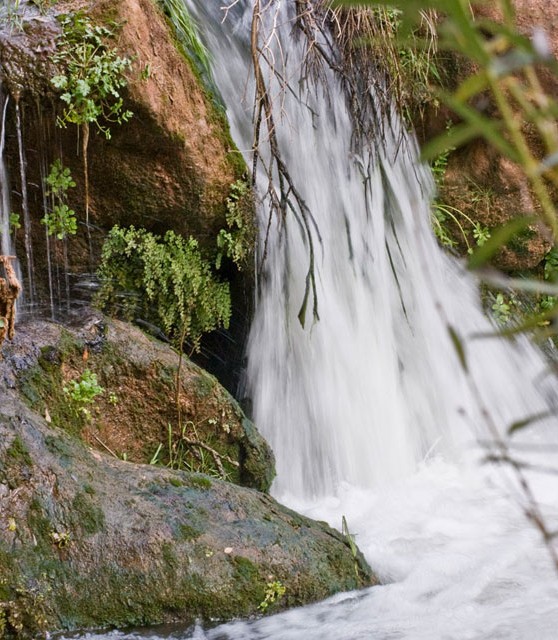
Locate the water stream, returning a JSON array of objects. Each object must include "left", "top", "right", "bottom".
[
  {"left": 14, "top": 98, "right": 35, "bottom": 306},
  {"left": 0, "top": 87, "right": 12, "bottom": 258},
  {"left": 61, "top": 1, "right": 558, "bottom": 638}
]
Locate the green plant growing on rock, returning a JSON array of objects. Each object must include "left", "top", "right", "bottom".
[
  {"left": 63, "top": 368, "right": 104, "bottom": 419},
  {"left": 51, "top": 12, "right": 132, "bottom": 249},
  {"left": 491, "top": 292, "right": 511, "bottom": 325},
  {"left": 258, "top": 580, "right": 286, "bottom": 613},
  {"left": 150, "top": 420, "right": 238, "bottom": 480},
  {"left": 216, "top": 179, "right": 255, "bottom": 270},
  {"left": 97, "top": 226, "right": 231, "bottom": 350},
  {"left": 432, "top": 202, "right": 490, "bottom": 254},
  {"left": 50, "top": 530, "right": 71, "bottom": 548},
  {"left": 42, "top": 160, "right": 77, "bottom": 240},
  {"left": 96, "top": 225, "right": 231, "bottom": 351}
]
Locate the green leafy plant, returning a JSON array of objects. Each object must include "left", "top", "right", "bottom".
[
  {"left": 63, "top": 369, "right": 104, "bottom": 418},
  {"left": 96, "top": 225, "right": 231, "bottom": 351},
  {"left": 258, "top": 580, "right": 286, "bottom": 613},
  {"left": 9, "top": 213, "right": 20, "bottom": 233},
  {"left": 50, "top": 530, "right": 71, "bottom": 548},
  {"left": 51, "top": 12, "right": 132, "bottom": 244},
  {"left": 216, "top": 179, "right": 255, "bottom": 270},
  {"left": 431, "top": 202, "right": 490, "bottom": 254},
  {"left": 52, "top": 14, "right": 132, "bottom": 139},
  {"left": 42, "top": 160, "right": 78, "bottom": 240},
  {"left": 491, "top": 292, "right": 511, "bottom": 325}
]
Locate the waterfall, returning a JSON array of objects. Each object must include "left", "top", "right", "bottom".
[
  {"left": 0, "top": 88, "right": 12, "bottom": 258},
  {"left": 186, "top": 0, "right": 556, "bottom": 499}
]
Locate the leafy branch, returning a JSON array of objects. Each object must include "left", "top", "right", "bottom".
[{"left": 51, "top": 12, "right": 133, "bottom": 256}]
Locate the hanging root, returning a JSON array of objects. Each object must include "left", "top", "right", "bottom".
[{"left": 235, "top": 0, "right": 439, "bottom": 327}]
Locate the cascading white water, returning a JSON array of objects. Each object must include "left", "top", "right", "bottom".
[
  {"left": 64, "top": 1, "right": 558, "bottom": 638},
  {"left": 186, "top": 0, "right": 556, "bottom": 499},
  {"left": 0, "top": 87, "right": 13, "bottom": 258}
]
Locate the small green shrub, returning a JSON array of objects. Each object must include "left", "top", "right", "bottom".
[
  {"left": 64, "top": 369, "right": 104, "bottom": 418},
  {"left": 51, "top": 13, "right": 132, "bottom": 139},
  {"left": 216, "top": 179, "right": 255, "bottom": 270},
  {"left": 51, "top": 11, "right": 133, "bottom": 239},
  {"left": 491, "top": 292, "right": 511, "bottom": 325},
  {"left": 96, "top": 226, "right": 231, "bottom": 350},
  {"left": 258, "top": 580, "right": 286, "bottom": 613}
]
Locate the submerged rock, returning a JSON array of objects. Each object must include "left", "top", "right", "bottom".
[{"left": 0, "top": 317, "right": 376, "bottom": 637}]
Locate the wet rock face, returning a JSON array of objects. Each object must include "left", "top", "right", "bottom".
[
  {"left": 0, "top": 0, "right": 245, "bottom": 304},
  {"left": 0, "top": 319, "right": 376, "bottom": 638},
  {"left": 0, "top": 12, "right": 59, "bottom": 98},
  {"left": 417, "top": 2, "right": 558, "bottom": 270}
]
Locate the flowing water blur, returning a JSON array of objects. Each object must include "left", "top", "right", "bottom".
[
  {"left": 60, "top": 1, "right": 558, "bottom": 638},
  {"left": 0, "top": 87, "right": 13, "bottom": 258}
]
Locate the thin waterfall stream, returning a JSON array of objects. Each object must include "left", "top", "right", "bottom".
[
  {"left": 60, "top": 1, "right": 558, "bottom": 638},
  {"left": 14, "top": 98, "right": 35, "bottom": 308},
  {"left": 0, "top": 88, "right": 12, "bottom": 259}
]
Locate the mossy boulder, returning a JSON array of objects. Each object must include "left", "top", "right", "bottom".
[
  {"left": 0, "top": 320, "right": 376, "bottom": 638},
  {"left": 11, "top": 312, "right": 274, "bottom": 493}
]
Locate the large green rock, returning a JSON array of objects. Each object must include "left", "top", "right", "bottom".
[{"left": 0, "top": 319, "right": 376, "bottom": 638}]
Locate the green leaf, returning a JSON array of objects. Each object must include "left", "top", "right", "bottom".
[
  {"left": 508, "top": 411, "right": 553, "bottom": 435},
  {"left": 421, "top": 122, "right": 481, "bottom": 162}
]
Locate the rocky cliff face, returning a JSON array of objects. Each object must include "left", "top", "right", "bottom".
[
  {"left": 416, "top": 1, "right": 558, "bottom": 271},
  {"left": 0, "top": 0, "right": 245, "bottom": 304}
]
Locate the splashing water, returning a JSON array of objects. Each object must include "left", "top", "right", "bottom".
[{"left": 60, "top": 1, "right": 558, "bottom": 638}]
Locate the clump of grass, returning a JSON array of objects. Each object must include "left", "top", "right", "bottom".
[{"left": 158, "top": 0, "right": 210, "bottom": 74}]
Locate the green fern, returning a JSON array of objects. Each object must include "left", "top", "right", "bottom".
[{"left": 96, "top": 226, "right": 231, "bottom": 351}]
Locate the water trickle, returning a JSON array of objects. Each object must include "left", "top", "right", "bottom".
[
  {"left": 14, "top": 97, "right": 35, "bottom": 308},
  {"left": 0, "top": 88, "right": 12, "bottom": 259}
]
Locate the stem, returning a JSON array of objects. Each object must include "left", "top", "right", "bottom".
[{"left": 175, "top": 319, "right": 189, "bottom": 429}]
